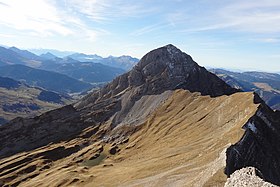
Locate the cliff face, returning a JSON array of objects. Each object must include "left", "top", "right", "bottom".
[
  {"left": 225, "top": 94, "right": 280, "bottom": 185},
  {"left": 76, "top": 44, "right": 237, "bottom": 109},
  {"left": 75, "top": 44, "right": 238, "bottom": 128},
  {"left": 0, "top": 45, "right": 279, "bottom": 187}
]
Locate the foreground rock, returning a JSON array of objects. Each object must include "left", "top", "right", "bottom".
[
  {"left": 225, "top": 167, "right": 277, "bottom": 187},
  {"left": 225, "top": 94, "right": 280, "bottom": 185}
]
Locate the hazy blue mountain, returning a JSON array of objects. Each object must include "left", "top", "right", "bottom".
[
  {"left": 0, "top": 46, "right": 26, "bottom": 65},
  {"left": 210, "top": 68, "right": 280, "bottom": 110},
  {"left": 41, "top": 62, "right": 125, "bottom": 83},
  {"left": 0, "top": 64, "right": 93, "bottom": 94},
  {"left": 29, "top": 48, "right": 75, "bottom": 58},
  {"left": 0, "top": 46, "right": 134, "bottom": 84},
  {"left": 0, "top": 46, "right": 42, "bottom": 68},
  {"left": 67, "top": 53, "right": 103, "bottom": 62},
  {"left": 101, "top": 55, "right": 139, "bottom": 70},
  {"left": 9, "top": 46, "right": 138, "bottom": 70},
  {"left": 67, "top": 53, "right": 139, "bottom": 70},
  {"left": 40, "top": 52, "right": 59, "bottom": 60},
  {"left": 9, "top": 47, "right": 42, "bottom": 61}
]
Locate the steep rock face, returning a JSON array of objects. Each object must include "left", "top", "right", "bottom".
[
  {"left": 76, "top": 44, "right": 238, "bottom": 127},
  {"left": 77, "top": 44, "right": 237, "bottom": 109},
  {"left": 225, "top": 95, "right": 280, "bottom": 185}
]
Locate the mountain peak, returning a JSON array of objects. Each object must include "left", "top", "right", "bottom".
[
  {"left": 77, "top": 45, "right": 238, "bottom": 109},
  {"left": 40, "top": 52, "right": 58, "bottom": 60},
  {"left": 135, "top": 44, "right": 196, "bottom": 75},
  {"left": 164, "top": 43, "right": 181, "bottom": 52}
]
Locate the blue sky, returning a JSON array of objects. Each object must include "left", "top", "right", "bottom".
[{"left": 0, "top": 0, "right": 280, "bottom": 72}]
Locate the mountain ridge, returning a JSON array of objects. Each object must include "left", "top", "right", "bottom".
[{"left": 76, "top": 44, "right": 237, "bottom": 109}]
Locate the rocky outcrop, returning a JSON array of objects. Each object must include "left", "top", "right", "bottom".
[
  {"left": 75, "top": 44, "right": 238, "bottom": 128},
  {"left": 225, "top": 94, "right": 280, "bottom": 185},
  {"left": 225, "top": 167, "right": 277, "bottom": 187},
  {"left": 76, "top": 44, "right": 238, "bottom": 109}
]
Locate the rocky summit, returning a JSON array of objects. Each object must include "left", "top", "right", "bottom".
[
  {"left": 77, "top": 44, "right": 237, "bottom": 108},
  {"left": 0, "top": 45, "right": 280, "bottom": 187}
]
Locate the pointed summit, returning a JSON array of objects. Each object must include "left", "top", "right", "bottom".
[
  {"left": 76, "top": 44, "right": 238, "bottom": 108},
  {"left": 135, "top": 44, "right": 198, "bottom": 79}
]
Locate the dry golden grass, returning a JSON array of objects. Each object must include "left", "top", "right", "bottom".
[
  {"left": 81, "top": 90, "right": 258, "bottom": 187},
  {"left": 0, "top": 90, "right": 259, "bottom": 187}
]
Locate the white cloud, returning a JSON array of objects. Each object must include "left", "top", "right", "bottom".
[
  {"left": 0, "top": 33, "right": 15, "bottom": 38},
  {"left": 169, "top": 0, "right": 280, "bottom": 35},
  {"left": 0, "top": 0, "right": 110, "bottom": 42},
  {"left": 82, "top": 28, "right": 110, "bottom": 42},
  {"left": 64, "top": 0, "right": 158, "bottom": 22},
  {"left": 130, "top": 23, "right": 168, "bottom": 36},
  {"left": 0, "top": 0, "right": 72, "bottom": 36},
  {"left": 252, "top": 37, "right": 280, "bottom": 43},
  {"left": 220, "top": 1, "right": 280, "bottom": 33}
]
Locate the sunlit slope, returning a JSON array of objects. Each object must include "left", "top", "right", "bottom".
[
  {"left": 0, "top": 90, "right": 258, "bottom": 187},
  {"left": 81, "top": 90, "right": 258, "bottom": 187},
  {"left": 42, "top": 89, "right": 258, "bottom": 187}
]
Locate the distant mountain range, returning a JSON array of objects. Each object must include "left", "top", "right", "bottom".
[
  {"left": 0, "top": 45, "right": 138, "bottom": 125},
  {"left": 0, "top": 46, "right": 138, "bottom": 94},
  {"left": 67, "top": 53, "right": 139, "bottom": 70},
  {"left": 0, "top": 46, "right": 37, "bottom": 67},
  {"left": 39, "top": 52, "right": 60, "bottom": 60},
  {"left": 29, "top": 48, "right": 75, "bottom": 58},
  {"left": 0, "top": 76, "right": 72, "bottom": 125},
  {"left": 29, "top": 48, "right": 139, "bottom": 70},
  {"left": 41, "top": 62, "right": 125, "bottom": 83},
  {"left": 210, "top": 69, "right": 280, "bottom": 110}
]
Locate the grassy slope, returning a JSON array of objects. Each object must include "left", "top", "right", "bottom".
[{"left": 0, "top": 90, "right": 259, "bottom": 187}]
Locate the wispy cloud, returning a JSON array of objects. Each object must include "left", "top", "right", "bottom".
[
  {"left": 130, "top": 23, "right": 169, "bottom": 36},
  {"left": 219, "top": 1, "right": 280, "bottom": 33},
  {"left": 0, "top": 0, "right": 110, "bottom": 41},
  {"left": 251, "top": 37, "right": 280, "bottom": 43},
  {"left": 0, "top": 2, "right": 8, "bottom": 7},
  {"left": 169, "top": 0, "right": 280, "bottom": 36},
  {"left": 0, "top": 33, "right": 15, "bottom": 38},
  {"left": 64, "top": 0, "right": 159, "bottom": 22},
  {"left": 0, "top": 0, "right": 72, "bottom": 36}
]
